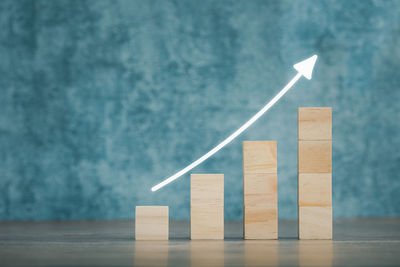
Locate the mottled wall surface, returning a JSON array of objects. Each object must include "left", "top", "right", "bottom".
[{"left": 0, "top": 0, "right": 399, "bottom": 220}]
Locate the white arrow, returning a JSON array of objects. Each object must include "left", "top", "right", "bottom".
[{"left": 151, "top": 55, "right": 318, "bottom": 192}]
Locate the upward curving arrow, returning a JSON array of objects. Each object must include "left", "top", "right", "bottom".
[{"left": 151, "top": 55, "right": 318, "bottom": 192}]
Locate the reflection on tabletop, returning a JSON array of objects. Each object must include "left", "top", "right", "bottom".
[{"left": 133, "top": 239, "right": 333, "bottom": 267}]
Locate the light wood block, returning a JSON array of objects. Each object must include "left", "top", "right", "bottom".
[
  {"left": 135, "top": 206, "right": 168, "bottom": 240},
  {"left": 298, "top": 107, "right": 332, "bottom": 141},
  {"left": 299, "top": 206, "right": 332, "bottom": 239},
  {"left": 191, "top": 174, "right": 224, "bottom": 240},
  {"left": 243, "top": 141, "right": 277, "bottom": 174},
  {"left": 244, "top": 173, "right": 277, "bottom": 208},
  {"left": 298, "top": 141, "right": 332, "bottom": 173},
  {"left": 243, "top": 141, "right": 278, "bottom": 239},
  {"left": 244, "top": 206, "right": 278, "bottom": 239},
  {"left": 298, "top": 173, "right": 332, "bottom": 207}
]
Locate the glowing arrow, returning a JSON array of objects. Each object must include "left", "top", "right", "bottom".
[{"left": 151, "top": 55, "right": 318, "bottom": 192}]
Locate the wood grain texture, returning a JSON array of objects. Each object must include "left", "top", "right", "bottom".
[
  {"left": 298, "top": 107, "right": 332, "bottom": 141},
  {"left": 298, "top": 107, "right": 333, "bottom": 240},
  {"left": 244, "top": 206, "right": 278, "bottom": 239},
  {"left": 298, "top": 141, "right": 332, "bottom": 173},
  {"left": 243, "top": 141, "right": 277, "bottom": 174},
  {"left": 190, "top": 174, "right": 224, "bottom": 240},
  {"left": 244, "top": 173, "right": 278, "bottom": 239},
  {"left": 135, "top": 206, "right": 169, "bottom": 240},
  {"left": 243, "top": 141, "right": 278, "bottom": 239},
  {"left": 298, "top": 173, "right": 332, "bottom": 207},
  {"left": 244, "top": 173, "right": 277, "bottom": 208},
  {"left": 298, "top": 206, "right": 332, "bottom": 239}
]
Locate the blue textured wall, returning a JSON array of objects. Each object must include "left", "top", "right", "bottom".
[{"left": 0, "top": 0, "right": 399, "bottom": 220}]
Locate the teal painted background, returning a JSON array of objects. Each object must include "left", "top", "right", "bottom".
[{"left": 0, "top": 0, "right": 399, "bottom": 220}]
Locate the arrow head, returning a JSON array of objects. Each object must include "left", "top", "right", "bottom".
[{"left": 293, "top": 55, "right": 318, "bottom": 80}]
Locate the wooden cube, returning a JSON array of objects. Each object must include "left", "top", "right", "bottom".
[
  {"left": 244, "top": 206, "right": 278, "bottom": 239},
  {"left": 298, "top": 141, "right": 332, "bottom": 173},
  {"left": 298, "top": 173, "right": 332, "bottom": 207},
  {"left": 243, "top": 141, "right": 277, "bottom": 174},
  {"left": 299, "top": 206, "right": 332, "bottom": 239},
  {"left": 135, "top": 206, "right": 169, "bottom": 240},
  {"left": 244, "top": 173, "right": 277, "bottom": 208},
  {"left": 191, "top": 174, "right": 224, "bottom": 239},
  {"left": 298, "top": 107, "right": 332, "bottom": 141}
]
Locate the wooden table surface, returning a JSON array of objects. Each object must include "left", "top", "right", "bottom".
[{"left": 0, "top": 218, "right": 399, "bottom": 266}]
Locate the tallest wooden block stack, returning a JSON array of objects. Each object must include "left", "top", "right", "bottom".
[{"left": 298, "top": 107, "right": 332, "bottom": 239}]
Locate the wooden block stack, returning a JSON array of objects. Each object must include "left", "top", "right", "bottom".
[
  {"left": 135, "top": 206, "right": 169, "bottom": 240},
  {"left": 298, "top": 107, "right": 332, "bottom": 239},
  {"left": 243, "top": 141, "right": 278, "bottom": 239},
  {"left": 191, "top": 174, "right": 224, "bottom": 239}
]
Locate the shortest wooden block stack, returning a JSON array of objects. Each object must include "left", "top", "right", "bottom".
[
  {"left": 298, "top": 107, "right": 332, "bottom": 240},
  {"left": 135, "top": 206, "right": 169, "bottom": 240}
]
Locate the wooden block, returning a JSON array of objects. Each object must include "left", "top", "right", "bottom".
[
  {"left": 244, "top": 173, "right": 278, "bottom": 239},
  {"left": 243, "top": 141, "right": 277, "bottom": 174},
  {"left": 244, "top": 206, "right": 278, "bottom": 239},
  {"left": 244, "top": 173, "right": 277, "bottom": 208},
  {"left": 298, "top": 107, "right": 332, "bottom": 141},
  {"left": 191, "top": 174, "right": 224, "bottom": 239},
  {"left": 299, "top": 206, "right": 332, "bottom": 239},
  {"left": 298, "top": 173, "right": 332, "bottom": 207},
  {"left": 191, "top": 174, "right": 224, "bottom": 207},
  {"left": 298, "top": 141, "right": 331, "bottom": 173},
  {"left": 135, "top": 206, "right": 168, "bottom": 240}
]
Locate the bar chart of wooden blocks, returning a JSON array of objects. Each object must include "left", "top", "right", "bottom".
[
  {"left": 298, "top": 107, "right": 332, "bottom": 239},
  {"left": 134, "top": 107, "right": 332, "bottom": 240}
]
